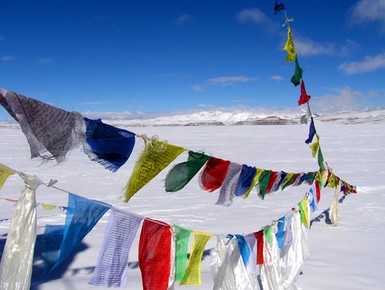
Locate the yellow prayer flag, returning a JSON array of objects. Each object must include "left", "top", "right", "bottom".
[
  {"left": 0, "top": 164, "right": 15, "bottom": 190},
  {"left": 309, "top": 134, "right": 320, "bottom": 157},
  {"left": 180, "top": 231, "right": 212, "bottom": 286},
  {"left": 299, "top": 197, "right": 310, "bottom": 228},
  {"left": 283, "top": 26, "right": 296, "bottom": 62},
  {"left": 123, "top": 137, "right": 185, "bottom": 202},
  {"left": 40, "top": 203, "right": 58, "bottom": 211}
]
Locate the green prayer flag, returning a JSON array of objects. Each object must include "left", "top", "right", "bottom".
[
  {"left": 290, "top": 55, "right": 303, "bottom": 86},
  {"left": 257, "top": 170, "right": 271, "bottom": 199},
  {"left": 174, "top": 225, "right": 192, "bottom": 281}
]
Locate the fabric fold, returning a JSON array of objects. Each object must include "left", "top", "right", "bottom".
[{"left": 216, "top": 162, "right": 242, "bottom": 206}]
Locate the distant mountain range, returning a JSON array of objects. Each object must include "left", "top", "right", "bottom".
[{"left": 1, "top": 108, "right": 384, "bottom": 128}]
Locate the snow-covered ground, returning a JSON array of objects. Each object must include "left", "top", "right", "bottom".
[{"left": 0, "top": 117, "right": 385, "bottom": 289}]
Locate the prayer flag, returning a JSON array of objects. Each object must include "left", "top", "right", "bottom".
[
  {"left": 298, "top": 79, "right": 311, "bottom": 105},
  {"left": 174, "top": 225, "right": 192, "bottom": 281},
  {"left": 216, "top": 162, "right": 242, "bottom": 206},
  {"left": 243, "top": 168, "right": 263, "bottom": 199},
  {"left": 253, "top": 230, "right": 265, "bottom": 265},
  {"left": 43, "top": 194, "right": 111, "bottom": 273},
  {"left": 165, "top": 151, "right": 210, "bottom": 192},
  {"left": 199, "top": 157, "right": 230, "bottom": 192},
  {"left": 0, "top": 174, "right": 41, "bottom": 290},
  {"left": 276, "top": 216, "right": 286, "bottom": 249},
  {"left": 283, "top": 26, "right": 296, "bottom": 62},
  {"left": 291, "top": 55, "right": 303, "bottom": 86},
  {"left": 310, "top": 134, "right": 320, "bottom": 157},
  {"left": 0, "top": 88, "right": 84, "bottom": 162},
  {"left": 0, "top": 164, "right": 15, "bottom": 190},
  {"left": 83, "top": 118, "right": 136, "bottom": 172},
  {"left": 89, "top": 208, "right": 143, "bottom": 287},
  {"left": 180, "top": 231, "right": 212, "bottom": 286},
  {"left": 124, "top": 138, "right": 185, "bottom": 202},
  {"left": 257, "top": 170, "right": 271, "bottom": 199},
  {"left": 299, "top": 197, "right": 310, "bottom": 228},
  {"left": 305, "top": 117, "right": 316, "bottom": 144},
  {"left": 234, "top": 165, "right": 256, "bottom": 197},
  {"left": 139, "top": 219, "right": 172, "bottom": 290},
  {"left": 274, "top": 1, "right": 285, "bottom": 14}
]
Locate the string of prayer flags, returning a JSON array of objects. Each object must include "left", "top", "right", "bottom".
[
  {"left": 138, "top": 218, "right": 172, "bottom": 290},
  {"left": 0, "top": 164, "right": 15, "bottom": 190},
  {"left": 0, "top": 88, "right": 84, "bottom": 162},
  {"left": 180, "top": 231, "right": 212, "bottom": 286},
  {"left": 89, "top": 208, "right": 143, "bottom": 287},
  {"left": 174, "top": 226, "right": 193, "bottom": 281},
  {"left": 199, "top": 157, "right": 230, "bottom": 192},
  {"left": 216, "top": 162, "right": 242, "bottom": 206},
  {"left": 42, "top": 194, "right": 111, "bottom": 273},
  {"left": 0, "top": 173, "right": 41, "bottom": 290},
  {"left": 298, "top": 79, "right": 311, "bottom": 105},
  {"left": 283, "top": 26, "right": 296, "bottom": 62},
  {"left": 291, "top": 55, "right": 303, "bottom": 86},
  {"left": 123, "top": 136, "right": 185, "bottom": 202},
  {"left": 83, "top": 118, "right": 136, "bottom": 172},
  {"left": 274, "top": 0, "right": 286, "bottom": 14},
  {"left": 165, "top": 151, "right": 210, "bottom": 192}
]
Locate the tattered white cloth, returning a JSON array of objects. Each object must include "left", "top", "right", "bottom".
[{"left": 0, "top": 173, "right": 42, "bottom": 290}]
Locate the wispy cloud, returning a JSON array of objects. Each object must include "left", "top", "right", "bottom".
[
  {"left": 294, "top": 37, "right": 359, "bottom": 57},
  {"left": 191, "top": 84, "right": 203, "bottom": 92},
  {"left": 0, "top": 55, "right": 15, "bottom": 61},
  {"left": 176, "top": 14, "right": 193, "bottom": 26},
  {"left": 338, "top": 52, "right": 385, "bottom": 74},
  {"left": 207, "top": 75, "right": 256, "bottom": 86},
  {"left": 38, "top": 58, "right": 55, "bottom": 64},
  {"left": 312, "top": 87, "right": 366, "bottom": 112},
  {"left": 349, "top": 0, "right": 385, "bottom": 31},
  {"left": 77, "top": 101, "right": 111, "bottom": 105},
  {"left": 236, "top": 8, "right": 278, "bottom": 33},
  {"left": 270, "top": 75, "right": 284, "bottom": 81}
]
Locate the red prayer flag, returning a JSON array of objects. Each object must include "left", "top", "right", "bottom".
[
  {"left": 253, "top": 230, "right": 265, "bottom": 265},
  {"left": 139, "top": 218, "right": 172, "bottom": 290},
  {"left": 298, "top": 79, "right": 311, "bottom": 105},
  {"left": 199, "top": 157, "right": 230, "bottom": 192}
]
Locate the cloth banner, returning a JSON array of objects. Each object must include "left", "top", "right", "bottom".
[
  {"left": 298, "top": 79, "right": 311, "bottom": 105},
  {"left": 138, "top": 218, "right": 172, "bottom": 290},
  {"left": 89, "top": 208, "right": 143, "bottom": 287},
  {"left": 329, "top": 180, "right": 342, "bottom": 226},
  {"left": 83, "top": 118, "right": 136, "bottom": 172},
  {"left": 165, "top": 151, "right": 210, "bottom": 192},
  {"left": 124, "top": 137, "right": 185, "bottom": 202},
  {"left": 180, "top": 231, "right": 212, "bottom": 286},
  {"left": 257, "top": 170, "right": 271, "bottom": 199},
  {"left": 199, "top": 157, "right": 230, "bottom": 192},
  {"left": 234, "top": 165, "right": 256, "bottom": 197},
  {"left": 216, "top": 162, "right": 242, "bottom": 206},
  {"left": 0, "top": 164, "right": 15, "bottom": 190},
  {"left": 305, "top": 117, "right": 316, "bottom": 144},
  {"left": 274, "top": 1, "right": 286, "bottom": 14},
  {"left": 43, "top": 194, "right": 111, "bottom": 273},
  {"left": 283, "top": 26, "right": 296, "bottom": 62},
  {"left": 0, "top": 173, "right": 41, "bottom": 290},
  {"left": 244, "top": 234, "right": 258, "bottom": 274},
  {"left": 299, "top": 196, "right": 310, "bottom": 228},
  {"left": 174, "top": 225, "right": 193, "bottom": 281},
  {"left": 211, "top": 236, "right": 258, "bottom": 290},
  {"left": 291, "top": 55, "right": 303, "bottom": 86},
  {"left": 253, "top": 230, "right": 265, "bottom": 265},
  {"left": 0, "top": 88, "right": 83, "bottom": 162}
]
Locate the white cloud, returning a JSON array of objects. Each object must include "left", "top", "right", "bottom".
[
  {"left": 0, "top": 55, "right": 15, "bottom": 61},
  {"left": 207, "top": 75, "right": 256, "bottom": 86},
  {"left": 270, "top": 75, "right": 284, "bottom": 81},
  {"left": 191, "top": 85, "right": 203, "bottom": 92},
  {"left": 294, "top": 37, "right": 359, "bottom": 57},
  {"left": 237, "top": 8, "right": 278, "bottom": 32},
  {"left": 349, "top": 0, "right": 385, "bottom": 30},
  {"left": 312, "top": 87, "right": 366, "bottom": 112},
  {"left": 176, "top": 14, "right": 193, "bottom": 25},
  {"left": 338, "top": 52, "right": 385, "bottom": 74}
]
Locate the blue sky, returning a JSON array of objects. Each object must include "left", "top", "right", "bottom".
[{"left": 1, "top": 0, "right": 385, "bottom": 120}]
